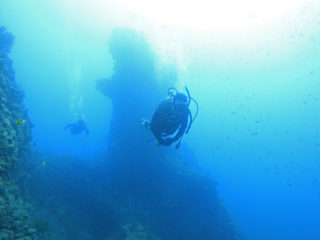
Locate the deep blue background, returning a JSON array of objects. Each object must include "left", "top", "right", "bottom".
[{"left": 1, "top": 1, "right": 320, "bottom": 239}]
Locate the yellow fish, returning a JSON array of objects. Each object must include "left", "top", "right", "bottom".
[
  {"left": 41, "top": 161, "right": 46, "bottom": 167},
  {"left": 16, "top": 118, "right": 25, "bottom": 125}
]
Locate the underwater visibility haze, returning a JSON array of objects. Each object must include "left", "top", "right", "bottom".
[{"left": 0, "top": 0, "right": 320, "bottom": 239}]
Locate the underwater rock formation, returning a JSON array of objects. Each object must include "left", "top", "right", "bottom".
[
  {"left": 0, "top": 26, "right": 38, "bottom": 240},
  {"left": 0, "top": 26, "right": 14, "bottom": 55},
  {"left": 104, "top": 218, "right": 160, "bottom": 240},
  {"left": 97, "top": 29, "right": 165, "bottom": 147},
  {"left": 97, "top": 29, "right": 243, "bottom": 240}
]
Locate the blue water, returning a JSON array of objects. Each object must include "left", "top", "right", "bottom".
[{"left": 1, "top": 1, "right": 320, "bottom": 239}]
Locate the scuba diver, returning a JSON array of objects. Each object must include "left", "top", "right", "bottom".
[
  {"left": 143, "top": 86, "right": 198, "bottom": 149},
  {"left": 64, "top": 119, "right": 89, "bottom": 136}
]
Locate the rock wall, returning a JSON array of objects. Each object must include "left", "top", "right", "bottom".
[{"left": 0, "top": 26, "right": 38, "bottom": 240}]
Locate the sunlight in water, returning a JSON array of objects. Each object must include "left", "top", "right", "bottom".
[
  {"left": 69, "top": 63, "right": 85, "bottom": 120},
  {"left": 54, "top": 0, "right": 311, "bottom": 69},
  {"left": 120, "top": 0, "right": 305, "bottom": 30},
  {"left": 56, "top": 0, "right": 306, "bottom": 31}
]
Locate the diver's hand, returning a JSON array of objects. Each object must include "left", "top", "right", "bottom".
[{"left": 142, "top": 118, "right": 151, "bottom": 129}]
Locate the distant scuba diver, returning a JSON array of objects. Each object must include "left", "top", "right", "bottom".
[
  {"left": 143, "top": 86, "right": 198, "bottom": 149},
  {"left": 64, "top": 119, "right": 89, "bottom": 136}
]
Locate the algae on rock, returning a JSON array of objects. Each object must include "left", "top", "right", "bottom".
[{"left": 0, "top": 26, "right": 38, "bottom": 240}]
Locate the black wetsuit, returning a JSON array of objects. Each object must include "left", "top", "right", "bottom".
[
  {"left": 64, "top": 120, "right": 89, "bottom": 136},
  {"left": 151, "top": 99, "right": 190, "bottom": 146}
]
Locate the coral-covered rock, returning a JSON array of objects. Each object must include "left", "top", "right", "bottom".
[{"left": 0, "top": 27, "right": 38, "bottom": 240}]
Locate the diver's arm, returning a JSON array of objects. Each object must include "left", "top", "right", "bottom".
[
  {"left": 171, "top": 126, "right": 186, "bottom": 142},
  {"left": 153, "top": 130, "right": 172, "bottom": 146},
  {"left": 171, "top": 114, "right": 188, "bottom": 142}
]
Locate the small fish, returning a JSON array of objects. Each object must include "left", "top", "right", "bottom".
[
  {"left": 16, "top": 118, "right": 25, "bottom": 125},
  {"left": 41, "top": 161, "right": 46, "bottom": 167}
]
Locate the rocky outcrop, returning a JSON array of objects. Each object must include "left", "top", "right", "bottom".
[
  {"left": 0, "top": 26, "right": 37, "bottom": 240},
  {"left": 97, "top": 29, "right": 243, "bottom": 240}
]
